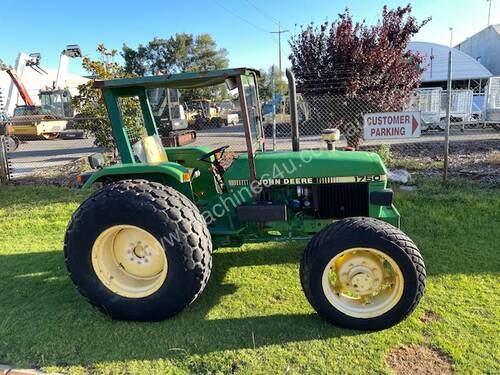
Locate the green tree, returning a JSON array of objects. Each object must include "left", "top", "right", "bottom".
[
  {"left": 73, "top": 44, "right": 142, "bottom": 154},
  {"left": 122, "top": 33, "right": 228, "bottom": 75},
  {"left": 258, "top": 66, "right": 288, "bottom": 102},
  {"left": 122, "top": 33, "right": 229, "bottom": 102}
]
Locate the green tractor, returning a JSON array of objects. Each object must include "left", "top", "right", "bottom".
[{"left": 65, "top": 68, "right": 425, "bottom": 330}]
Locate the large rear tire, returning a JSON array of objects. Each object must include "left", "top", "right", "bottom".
[
  {"left": 300, "top": 217, "right": 425, "bottom": 330},
  {"left": 64, "top": 179, "right": 212, "bottom": 321}
]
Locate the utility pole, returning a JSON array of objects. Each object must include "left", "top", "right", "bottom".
[
  {"left": 449, "top": 27, "right": 454, "bottom": 48},
  {"left": 487, "top": 0, "right": 493, "bottom": 26},
  {"left": 271, "top": 65, "right": 276, "bottom": 151},
  {"left": 271, "top": 22, "right": 289, "bottom": 72}
]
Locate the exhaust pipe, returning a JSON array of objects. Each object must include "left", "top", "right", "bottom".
[{"left": 286, "top": 69, "right": 300, "bottom": 152}]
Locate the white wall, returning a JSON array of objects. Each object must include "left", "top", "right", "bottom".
[{"left": 456, "top": 25, "right": 500, "bottom": 76}]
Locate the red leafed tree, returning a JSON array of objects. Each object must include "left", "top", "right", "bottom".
[{"left": 289, "top": 4, "right": 430, "bottom": 147}]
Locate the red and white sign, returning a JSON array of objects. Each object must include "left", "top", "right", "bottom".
[{"left": 363, "top": 111, "right": 421, "bottom": 140}]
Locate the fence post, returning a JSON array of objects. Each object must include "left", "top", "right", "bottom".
[
  {"left": 0, "top": 135, "right": 10, "bottom": 184},
  {"left": 443, "top": 50, "right": 452, "bottom": 184}
]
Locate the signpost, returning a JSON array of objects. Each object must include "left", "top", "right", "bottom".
[{"left": 363, "top": 111, "right": 421, "bottom": 140}]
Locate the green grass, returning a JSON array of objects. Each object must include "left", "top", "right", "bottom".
[{"left": 0, "top": 180, "right": 498, "bottom": 374}]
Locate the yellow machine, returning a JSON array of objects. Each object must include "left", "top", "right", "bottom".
[
  {"left": 10, "top": 105, "right": 68, "bottom": 140},
  {"left": 186, "top": 99, "right": 223, "bottom": 129}
]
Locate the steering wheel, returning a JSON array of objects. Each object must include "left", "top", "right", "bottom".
[{"left": 198, "top": 145, "right": 230, "bottom": 163}]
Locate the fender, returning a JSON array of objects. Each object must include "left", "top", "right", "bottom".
[{"left": 82, "top": 162, "right": 193, "bottom": 197}]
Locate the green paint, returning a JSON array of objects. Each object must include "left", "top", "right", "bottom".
[
  {"left": 94, "top": 68, "right": 261, "bottom": 90},
  {"left": 82, "top": 163, "right": 191, "bottom": 198},
  {"left": 224, "top": 150, "right": 386, "bottom": 182}
]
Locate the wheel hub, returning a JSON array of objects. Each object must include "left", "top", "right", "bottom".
[
  {"left": 133, "top": 243, "right": 146, "bottom": 258},
  {"left": 337, "top": 253, "right": 383, "bottom": 295},
  {"left": 350, "top": 268, "right": 377, "bottom": 294},
  {"left": 113, "top": 230, "right": 164, "bottom": 279},
  {"left": 322, "top": 247, "right": 404, "bottom": 319},
  {"left": 92, "top": 225, "right": 168, "bottom": 298}
]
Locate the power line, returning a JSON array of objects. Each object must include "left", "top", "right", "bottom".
[
  {"left": 243, "top": 0, "right": 280, "bottom": 26},
  {"left": 213, "top": 0, "right": 270, "bottom": 34}
]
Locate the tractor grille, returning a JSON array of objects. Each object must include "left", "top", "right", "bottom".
[{"left": 313, "top": 183, "right": 369, "bottom": 219}]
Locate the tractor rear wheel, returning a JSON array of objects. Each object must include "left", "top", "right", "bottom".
[
  {"left": 64, "top": 179, "right": 212, "bottom": 321},
  {"left": 300, "top": 217, "right": 425, "bottom": 330}
]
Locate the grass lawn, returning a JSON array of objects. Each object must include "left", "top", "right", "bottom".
[{"left": 0, "top": 179, "right": 498, "bottom": 374}]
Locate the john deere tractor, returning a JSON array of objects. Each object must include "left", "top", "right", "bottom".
[{"left": 65, "top": 68, "right": 425, "bottom": 330}]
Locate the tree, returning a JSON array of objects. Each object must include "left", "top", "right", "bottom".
[
  {"left": 289, "top": 4, "right": 429, "bottom": 147},
  {"left": 123, "top": 33, "right": 228, "bottom": 75},
  {"left": 258, "top": 66, "right": 288, "bottom": 102},
  {"left": 72, "top": 44, "right": 142, "bottom": 154},
  {"left": 122, "top": 33, "right": 229, "bottom": 102}
]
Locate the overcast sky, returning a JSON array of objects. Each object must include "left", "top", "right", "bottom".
[{"left": 1, "top": 0, "right": 498, "bottom": 75}]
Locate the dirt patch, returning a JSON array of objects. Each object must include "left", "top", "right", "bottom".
[
  {"left": 11, "top": 157, "right": 90, "bottom": 188},
  {"left": 419, "top": 310, "right": 442, "bottom": 324},
  {"left": 386, "top": 344, "right": 454, "bottom": 375}
]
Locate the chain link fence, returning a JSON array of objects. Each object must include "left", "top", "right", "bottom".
[{"left": 1, "top": 85, "right": 499, "bottom": 186}]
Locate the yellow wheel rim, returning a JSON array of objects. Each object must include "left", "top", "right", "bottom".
[
  {"left": 321, "top": 247, "right": 404, "bottom": 319},
  {"left": 91, "top": 225, "right": 168, "bottom": 298}
]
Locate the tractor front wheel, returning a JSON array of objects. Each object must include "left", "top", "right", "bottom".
[
  {"left": 300, "top": 217, "right": 425, "bottom": 330},
  {"left": 64, "top": 180, "right": 212, "bottom": 321}
]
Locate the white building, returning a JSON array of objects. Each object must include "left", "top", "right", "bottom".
[
  {"left": 407, "top": 41, "right": 493, "bottom": 92},
  {"left": 0, "top": 65, "right": 88, "bottom": 115},
  {"left": 455, "top": 25, "right": 500, "bottom": 76}
]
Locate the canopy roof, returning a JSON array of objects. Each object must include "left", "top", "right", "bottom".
[
  {"left": 408, "top": 41, "right": 492, "bottom": 82},
  {"left": 93, "top": 68, "right": 260, "bottom": 90}
]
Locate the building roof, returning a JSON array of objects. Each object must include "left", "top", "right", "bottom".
[{"left": 408, "top": 41, "right": 492, "bottom": 82}]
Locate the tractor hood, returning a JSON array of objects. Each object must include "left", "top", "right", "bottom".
[{"left": 224, "top": 150, "right": 387, "bottom": 185}]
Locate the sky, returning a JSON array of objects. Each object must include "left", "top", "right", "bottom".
[{"left": 0, "top": 0, "right": 499, "bottom": 76}]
